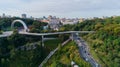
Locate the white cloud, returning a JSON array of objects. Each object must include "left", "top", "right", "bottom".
[{"left": 0, "top": 0, "right": 120, "bottom": 18}]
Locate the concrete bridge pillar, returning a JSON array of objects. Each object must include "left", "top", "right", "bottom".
[
  {"left": 42, "top": 35, "right": 44, "bottom": 47},
  {"left": 71, "top": 33, "right": 74, "bottom": 41}
]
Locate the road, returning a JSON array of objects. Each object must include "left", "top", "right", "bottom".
[{"left": 72, "top": 33, "right": 100, "bottom": 67}]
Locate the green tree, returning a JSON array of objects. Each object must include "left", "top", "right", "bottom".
[
  {"left": 8, "top": 30, "right": 26, "bottom": 48},
  {"left": 0, "top": 30, "right": 2, "bottom": 34}
]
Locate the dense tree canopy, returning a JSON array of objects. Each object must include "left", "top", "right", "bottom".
[
  {"left": 0, "top": 17, "right": 47, "bottom": 32},
  {"left": 0, "top": 16, "right": 120, "bottom": 67},
  {"left": 61, "top": 16, "right": 120, "bottom": 67}
]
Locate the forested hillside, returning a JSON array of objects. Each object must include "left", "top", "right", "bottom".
[
  {"left": 44, "top": 41, "right": 91, "bottom": 67},
  {"left": 62, "top": 16, "right": 120, "bottom": 67},
  {"left": 0, "top": 30, "right": 47, "bottom": 67}
]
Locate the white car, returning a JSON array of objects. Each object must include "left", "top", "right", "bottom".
[
  {"left": 95, "top": 63, "right": 99, "bottom": 67},
  {"left": 85, "top": 58, "right": 88, "bottom": 61}
]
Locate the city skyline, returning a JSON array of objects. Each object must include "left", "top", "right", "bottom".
[{"left": 0, "top": 0, "right": 120, "bottom": 18}]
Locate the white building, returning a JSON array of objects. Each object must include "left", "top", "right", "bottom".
[
  {"left": 61, "top": 18, "right": 79, "bottom": 25},
  {"left": 48, "top": 15, "right": 61, "bottom": 31}
]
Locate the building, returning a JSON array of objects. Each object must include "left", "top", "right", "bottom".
[
  {"left": 47, "top": 15, "right": 61, "bottom": 31},
  {"left": 61, "top": 18, "right": 79, "bottom": 25},
  {"left": 21, "top": 14, "right": 27, "bottom": 18},
  {"left": 79, "top": 18, "right": 85, "bottom": 23},
  {"left": 48, "top": 15, "right": 53, "bottom": 20},
  {"left": 30, "top": 16, "right": 34, "bottom": 19},
  {"left": 41, "top": 19, "right": 49, "bottom": 23},
  {"left": 2, "top": 13, "right": 6, "bottom": 18},
  {"left": 48, "top": 18, "right": 60, "bottom": 31}
]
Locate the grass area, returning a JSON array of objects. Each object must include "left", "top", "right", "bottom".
[
  {"left": 43, "top": 41, "right": 91, "bottom": 67},
  {"left": 44, "top": 39, "right": 62, "bottom": 51},
  {"left": 88, "top": 43, "right": 107, "bottom": 67}
]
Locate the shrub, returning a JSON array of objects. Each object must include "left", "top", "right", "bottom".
[{"left": 0, "top": 30, "right": 2, "bottom": 34}]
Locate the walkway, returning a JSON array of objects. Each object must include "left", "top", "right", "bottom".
[
  {"left": 39, "top": 38, "right": 71, "bottom": 67},
  {"left": 0, "top": 31, "right": 13, "bottom": 37},
  {"left": 0, "top": 31, "right": 94, "bottom": 37}
]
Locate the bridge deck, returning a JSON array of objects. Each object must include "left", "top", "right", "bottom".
[
  {"left": 19, "top": 31, "right": 94, "bottom": 36},
  {"left": 0, "top": 31, "right": 95, "bottom": 37}
]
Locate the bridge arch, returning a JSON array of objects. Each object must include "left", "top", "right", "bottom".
[{"left": 11, "top": 20, "right": 29, "bottom": 32}]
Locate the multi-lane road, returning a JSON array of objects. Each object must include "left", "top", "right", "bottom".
[{"left": 72, "top": 33, "right": 100, "bottom": 67}]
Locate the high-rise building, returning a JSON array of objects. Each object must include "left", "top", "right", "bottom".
[
  {"left": 2, "top": 13, "right": 5, "bottom": 18},
  {"left": 21, "top": 14, "right": 27, "bottom": 18}
]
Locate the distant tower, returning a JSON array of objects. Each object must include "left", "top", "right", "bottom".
[
  {"left": 21, "top": 14, "right": 27, "bottom": 18},
  {"left": 2, "top": 13, "right": 5, "bottom": 18},
  {"left": 30, "top": 16, "right": 34, "bottom": 19}
]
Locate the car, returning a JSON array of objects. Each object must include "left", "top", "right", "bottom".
[
  {"left": 77, "top": 37, "right": 80, "bottom": 39},
  {"left": 85, "top": 58, "right": 88, "bottom": 61},
  {"left": 95, "top": 63, "right": 99, "bottom": 67},
  {"left": 76, "top": 33, "right": 79, "bottom": 35}
]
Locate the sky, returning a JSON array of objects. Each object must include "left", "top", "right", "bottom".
[{"left": 0, "top": 0, "right": 120, "bottom": 18}]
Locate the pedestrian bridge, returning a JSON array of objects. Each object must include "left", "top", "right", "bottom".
[
  {"left": 0, "top": 31, "right": 94, "bottom": 37},
  {"left": 0, "top": 19, "right": 95, "bottom": 37}
]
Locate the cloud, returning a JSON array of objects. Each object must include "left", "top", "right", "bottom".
[{"left": 0, "top": 0, "right": 120, "bottom": 18}]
